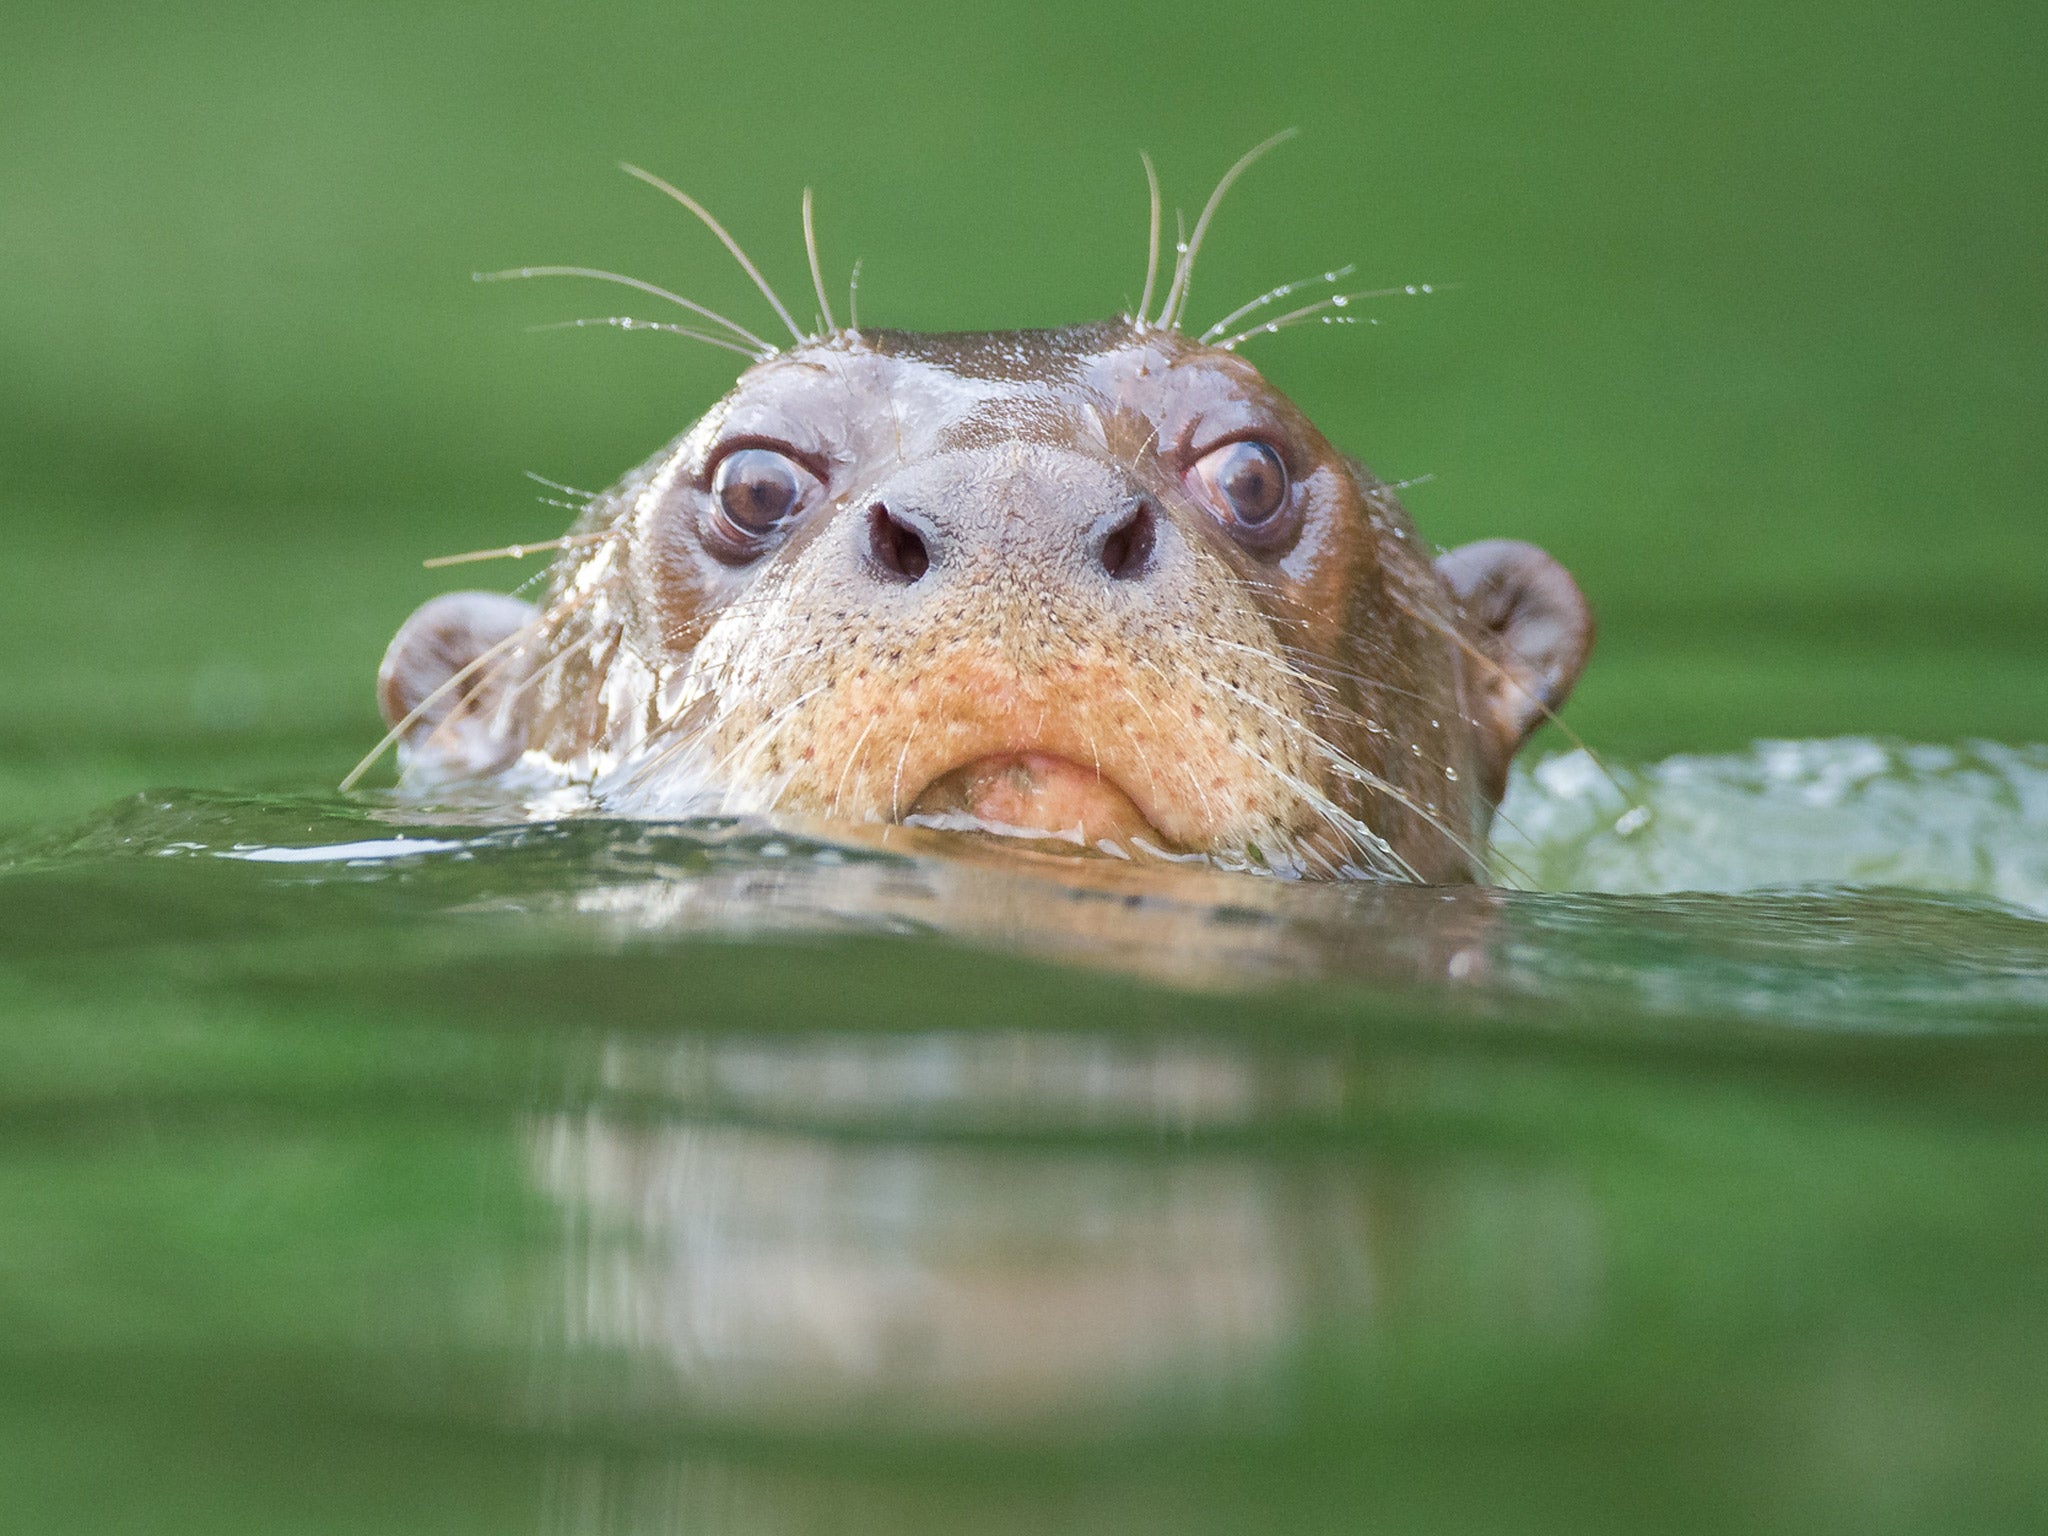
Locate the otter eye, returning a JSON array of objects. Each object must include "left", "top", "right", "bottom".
[
  {"left": 710, "top": 447, "right": 816, "bottom": 542},
  {"left": 1191, "top": 440, "right": 1289, "bottom": 529}
]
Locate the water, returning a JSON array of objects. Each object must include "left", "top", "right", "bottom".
[
  {"left": 4, "top": 740, "right": 2046, "bottom": 1534},
  {"left": 1498, "top": 738, "right": 2048, "bottom": 913}
]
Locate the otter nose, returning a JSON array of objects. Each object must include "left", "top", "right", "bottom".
[
  {"left": 1090, "top": 498, "right": 1157, "bottom": 582},
  {"left": 855, "top": 446, "right": 1164, "bottom": 590},
  {"left": 867, "top": 501, "right": 931, "bottom": 583},
  {"left": 865, "top": 494, "right": 1157, "bottom": 585}
]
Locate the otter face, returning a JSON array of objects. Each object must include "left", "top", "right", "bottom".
[{"left": 378, "top": 322, "right": 1591, "bottom": 882}]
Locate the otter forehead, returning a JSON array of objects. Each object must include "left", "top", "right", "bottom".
[{"left": 700, "top": 321, "right": 1318, "bottom": 469}]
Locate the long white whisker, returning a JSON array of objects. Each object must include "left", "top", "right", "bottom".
[
  {"left": 528, "top": 315, "right": 765, "bottom": 360},
  {"left": 619, "top": 162, "right": 806, "bottom": 344},
  {"left": 473, "top": 265, "right": 775, "bottom": 354},
  {"left": 523, "top": 471, "right": 598, "bottom": 500},
  {"left": 338, "top": 587, "right": 589, "bottom": 793},
  {"left": 1159, "top": 128, "right": 1298, "bottom": 332},
  {"left": 1198, "top": 264, "right": 1355, "bottom": 344},
  {"left": 1200, "top": 635, "right": 1341, "bottom": 700},
  {"left": 1136, "top": 151, "right": 1162, "bottom": 326},
  {"left": 422, "top": 531, "right": 602, "bottom": 569},
  {"left": 1206, "top": 676, "right": 1489, "bottom": 875},
  {"left": 1215, "top": 284, "right": 1435, "bottom": 352},
  {"left": 889, "top": 716, "right": 925, "bottom": 819},
  {"left": 828, "top": 713, "right": 884, "bottom": 819},
  {"left": 802, "top": 187, "right": 836, "bottom": 335},
  {"left": 1222, "top": 735, "right": 1417, "bottom": 881}
]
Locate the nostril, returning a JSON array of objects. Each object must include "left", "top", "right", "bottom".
[
  {"left": 868, "top": 502, "right": 930, "bottom": 583},
  {"left": 1096, "top": 499, "right": 1156, "bottom": 582}
]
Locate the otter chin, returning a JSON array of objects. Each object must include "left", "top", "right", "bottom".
[
  {"left": 370, "top": 160, "right": 1594, "bottom": 883},
  {"left": 905, "top": 753, "right": 1166, "bottom": 854}
]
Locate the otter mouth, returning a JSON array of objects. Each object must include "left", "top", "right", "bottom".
[{"left": 902, "top": 752, "right": 1171, "bottom": 856}]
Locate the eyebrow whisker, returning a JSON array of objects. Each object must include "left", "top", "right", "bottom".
[
  {"left": 802, "top": 186, "right": 837, "bottom": 335},
  {"left": 473, "top": 264, "right": 776, "bottom": 354},
  {"left": 527, "top": 315, "right": 768, "bottom": 360},
  {"left": 1158, "top": 128, "right": 1298, "bottom": 332},
  {"left": 1198, "top": 263, "right": 1355, "bottom": 344},
  {"left": 1214, "top": 283, "right": 1437, "bottom": 351},
  {"left": 619, "top": 161, "right": 807, "bottom": 344},
  {"left": 1136, "top": 150, "right": 1163, "bottom": 327}
]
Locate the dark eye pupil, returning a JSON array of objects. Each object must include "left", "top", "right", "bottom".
[
  {"left": 715, "top": 448, "right": 803, "bottom": 532},
  {"left": 1215, "top": 441, "right": 1286, "bottom": 523}
]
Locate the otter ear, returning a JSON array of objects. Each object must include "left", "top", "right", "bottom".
[
  {"left": 1435, "top": 540, "right": 1594, "bottom": 799},
  {"left": 377, "top": 591, "right": 537, "bottom": 779}
]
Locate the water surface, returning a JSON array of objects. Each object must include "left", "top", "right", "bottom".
[{"left": 4, "top": 739, "right": 2045, "bottom": 1534}]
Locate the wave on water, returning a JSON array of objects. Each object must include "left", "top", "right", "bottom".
[
  {"left": 1496, "top": 738, "right": 2048, "bottom": 915},
  {"left": 3, "top": 737, "right": 2044, "bottom": 1031}
]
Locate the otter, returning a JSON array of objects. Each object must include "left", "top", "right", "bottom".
[{"left": 370, "top": 152, "right": 1592, "bottom": 882}]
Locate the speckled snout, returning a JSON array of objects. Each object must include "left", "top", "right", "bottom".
[{"left": 679, "top": 438, "right": 1322, "bottom": 853}]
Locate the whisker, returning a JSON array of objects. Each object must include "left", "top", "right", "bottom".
[
  {"left": 847, "top": 257, "right": 863, "bottom": 331},
  {"left": 619, "top": 161, "right": 807, "bottom": 345},
  {"left": 1198, "top": 263, "right": 1354, "bottom": 344},
  {"left": 1214, "top": 284, "right": 1436, "bottom": 352},
  {"left": 1383, "top": 585, "right": 1637, "bottom": 811},
  {"left": 497, "top": 634, "right": 580, "bottom": 709},
  {"left": 1203, "top": 673, "right": 1490, "bottom": 877},
  {"left": 422, "top": 531, "right": 603, "bottom": 568},
  {"left": 614, "top": 691, "right": 719, "bottom": 790},
  {"left": 527, "top": 315, "right": 766, "bottom": 360},
  {"left": 1159, "top": 128, "right": 1298, "bottom": 332},
  {"left": 802, "top": 187, "right": 837, "bottom": 335},
  {"left": 708, "top": 682, "right": 835, "bottom": 791},
  {"left": 828, "top": 712, "right": 884, "bottom": 819},
  {"left": 1226, "top": 735, "right": 1417, "bottom": 881},
  {"left": 523, "top": 471, "right": 598, "bottom": 500},
  {"left": 1136, "top": 151, "right": 1162, "bottom": 327},
  {"left": 888, "top": 715, "right": 925, "bottom": 819},
  {"left": 1199, "top": 634, "right": 1341, "bottom": 700},
  {"left": 1123, "top": 662, "right": 1224, "bottom": 831},
  {"left": 1272, "top": 643, "right": 1460, "bottom": 716},
  {"left": 473, "top": 265, "right": 775, "bottom": 355},
  {"left": 338, "top": 587, "right": 590, "bottom": 793},
  {"left": 339, "top": 636, "right": 520, "bottom": 794},
  {"left": 508, "top": 565, "right": 556, "bottom": 603}
]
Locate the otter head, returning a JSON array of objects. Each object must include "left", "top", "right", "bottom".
[
  {"left": 379, "top": 322, "right": 1589, "bottom": 881},
  {"left": 375, "top": 154, "right": 1591, "bottom": 881}
]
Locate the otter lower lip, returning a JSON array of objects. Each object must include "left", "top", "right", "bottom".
[{"left": 904, "top": 752, "right": 1163, "bottom": 848}]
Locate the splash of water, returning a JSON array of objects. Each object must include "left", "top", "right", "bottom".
[{"left": 1496, "top": 738, "right": 2048, "bottom": 914}]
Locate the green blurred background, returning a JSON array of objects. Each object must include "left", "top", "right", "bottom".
[{"left": 3, "top": 0, "right": 2044, "bottom": 832}]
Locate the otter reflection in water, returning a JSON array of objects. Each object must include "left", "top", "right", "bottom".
[
  {"left": 528, "top": 1026, "right": 1604, "bottom": 1444},
  {"left": 367, "top": 141, "right": 1593, "bottom": 881}
]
